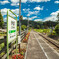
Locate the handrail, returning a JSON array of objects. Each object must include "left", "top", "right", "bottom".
[{"left": 0, "top": 30, "right": 27, "bottom": 58}]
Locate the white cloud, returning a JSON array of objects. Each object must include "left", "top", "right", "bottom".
[
  {"left": 1, "top": 8, "right": 19, "bottom": 21},
  {"left": 23, "top": 16, "right": 37, "bottom": 20},
  {"left": 34, "top": 19, "right": 42, "bottom": 21},
  {"left": 34, "top": 6, "right": 43, "bottom": 10},
  {"left": 28, "top": 16, "right": 37, "bottom": 20},
  {"left": 11, "top": 0, "right": 19, "bottom": 3},
  {"left": 29, "top": 0, "right": 50, "bottom": 2},
  {"left": 50, "top": 10, "right": 59, "bottom": 16},
  {"left": 54, "top": 1, "right": 59, "bottom": 4},
  {"left": 44, "top": 10, "right": 59, "bottom": 21},
  {"left": 28, "top": 11, "right": 35, "bottom": 16},
  {"left": 23, "top": 8, "right": 30, "bottom": 13},
  {"left": 0, "top": 0, "right": 10, "bottom": 5},
  {"left": 11, "top": 0, "right": 19, "bottom": 6},
  {"left": 23, "top": 17, "right": 32, "bottom": 20},
  {"left": 27, "top": 11, "right": 39, "bottom": 16},
  {"left": 44, "top": 16, "right": 57, "bottom": 21},
  {"left": 23, "top": 8, "right": 39, "bottom": 16},
  {"left": 11, "top": 0, "right": 27, "bottom": 6},
  {"left": 21, "top": 0, "right": 27, "bottom": 3},
  {"left": 11, "top": 0, "right": 50, "bottom": 3},
  {"left": 23, "top": 17, "right": 27, "bottom": 19},
  {"left": 1, "top": 8, "right": 19, "bottom": 17},
  {"left": 11, "top": 9, "right": 19, "bottom": 15},
  {"left": 31, "top": 16, "right": 37, "bottom": 19},
  {"left": 27, "top": 14, "right": 30, "bottom": 16},
  {"left": 11, "top": 0, "right": 27, "bottom": 3},
  {"left": 10, "top": 0, "right": 50, "bottom": 6},
  {"left": 11, "top": 3, "right": 19, "bottom": 6},
  {"left": 1, "top": 8, "right": 8, "bottom": 16}
]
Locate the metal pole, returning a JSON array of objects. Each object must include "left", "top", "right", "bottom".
[
  {"left": 19, "top": 0, "right": 21, "bottom": 53},
  {"left": 27, "top": 17, "right": 29, "bottom": 33},
  {"left": 19, "top": 0, "right": 21, "bottom": 35}
]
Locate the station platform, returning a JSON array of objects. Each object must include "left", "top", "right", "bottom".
[{"left": 25, "top": 31, "right": 59, "bottom": 59}]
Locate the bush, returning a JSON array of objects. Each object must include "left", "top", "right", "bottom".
[
  {"left": 17, "top": 26, "right": 19, "bottom": 31},
  {"left": 55, "top": 24, "right": 59, "bottom": 35},
  {"left": 21, "top": 25, "right": 26, "bottom": 30}
]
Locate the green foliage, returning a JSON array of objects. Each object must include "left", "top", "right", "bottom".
[
  {"left": 0, "top": 43, "right": 4, "bottom": 51},
  {"left": 20, "top": 15, "right": 23, "bottom": 20},
  {"left": 0, "top": 10, "right": 4, "bottom": 28},
  {"left": 55, "top": 24, "right": 59, "bottom": 35},
  {"left": 17, "top": 26, "right": 19, "bottom": 31},
  {"left": 21, "top": 25, "right": 26, "bottom": 30},
  {"left": 0, "top": 32, "right": 6, "bottom": 36},
  {"left": 37, "top": 25, "right": 40, "bottom": 29},
  {"left": 20, "top": 51, "right": 24, "bottom": 55},
  {"left": 34, "top": 29, "right": 51, "bottom": 34},
  {"left": 43, "top": 21, "right": 58, "bottom": 28},
  {"left": 57, "top": 13, "right": 59, "bottom": 22},
  {"left": 17, "top": 20, "right": 44, "bottom": 29}
]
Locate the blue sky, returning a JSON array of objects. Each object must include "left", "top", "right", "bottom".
[{"left": 0, "top": 0, "right": 59, "bottom": 22}]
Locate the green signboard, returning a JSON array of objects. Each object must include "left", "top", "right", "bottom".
[{"left": 7, "top": 9, "right": 17, "bottom": 59}]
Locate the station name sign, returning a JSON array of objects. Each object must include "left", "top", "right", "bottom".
[{"left": 7, "top": 10, "right": 17, "bottom": 44}]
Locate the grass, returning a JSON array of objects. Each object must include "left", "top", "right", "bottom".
[
  {"left": 34, "top": 29, "right": 51, "bottom": 33},
  {"left": 0, "top": 43, "right": 4, "bottom": 50},
  {"left": 34, "top": 29, "right": 59, "bottom": 41},
  {"left": 0, "top": 32, "right": 6, "bottom": 57},
  {"left": 0, "top": 43, "right": 5, "bottom": 57},
  {"left": 34, "top": 29, "right": 56, "bottom": 34},
  {"left": 29, "top": 29, "right": 31, "bottom": 32},
  {"left": 0, "top": 34, "right": 6, "bottom": 36}
]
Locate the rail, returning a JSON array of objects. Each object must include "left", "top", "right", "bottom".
[
  {"left": 38, "top": 32, "right": 59, "bottom": 48},
  {"left": 0, "top": 30, "right": 27, "bottom": 59}
]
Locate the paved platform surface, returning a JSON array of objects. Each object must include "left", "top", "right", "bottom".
[{"left": 25, "top": 31, "right": 59, "bottom": 59}]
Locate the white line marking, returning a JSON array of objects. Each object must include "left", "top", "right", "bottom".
[
  {"left": 33, "top": 32, "right": 49, "bottom": 59},
  {"left": 37, "top": 32, "right": 59, "bottom": 56}
]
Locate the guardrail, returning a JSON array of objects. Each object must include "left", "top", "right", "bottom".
[{"left": 0, "top": 30, "right": 27, "bottom": 59}]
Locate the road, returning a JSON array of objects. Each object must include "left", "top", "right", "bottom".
[{"left": 25, "top": 31, "right": 59, "bottom": 59}]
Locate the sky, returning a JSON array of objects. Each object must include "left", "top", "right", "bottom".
[{"left": 0, "top": 0, "right": 59, "bottom": 22}]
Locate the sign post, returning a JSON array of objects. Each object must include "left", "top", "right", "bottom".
[{"left": 7, "top": 9, "right": 17, "bottom": 59}]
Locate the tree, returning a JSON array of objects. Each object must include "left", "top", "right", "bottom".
[
  {"left": 55, "top": 24, "right": 59, "bottom": 35},
  {"left": 20, "top": 15, "right": 23, "bottom": 20},
  {"left": 0, "top": 10, "right": 4, "bottom": 28},
  {"left": 57, "top": 13, "right": 59, "bottom": 23},
  {"left": 43, "top": 21, "right": 58, "bottom": 28},
  {"left": 37, "top": 25, "right": 40, "bottom": 29},
  {"left": 21, "top": 25, "right": 26, "bottom": 30}
]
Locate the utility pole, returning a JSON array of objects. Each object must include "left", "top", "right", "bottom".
[
  {"left": 18, "top": 0, "right": 21, "bottom": 53},
  {"left": 27, "top": 17, "right": 29, "bottom": 33},
  {"left": 57, "top": 13, "right": 59, "bottom": 24},
  {"left": 19, "top": 0, "right": 21, "bottom": 35}
]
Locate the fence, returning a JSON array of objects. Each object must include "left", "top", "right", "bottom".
[{"left": 0, "top": 30, "right": 27, "bottom": 59}]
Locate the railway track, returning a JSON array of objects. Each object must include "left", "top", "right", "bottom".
[
  {"left": 38, "top": 33, "right": 59, "bottom": 48},
  {"left": 33, "top": 31, "right": 59, "bottom": 53}
]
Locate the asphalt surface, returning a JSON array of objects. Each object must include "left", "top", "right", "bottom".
[{"left": 25, "top": 31, "right": 59, "bottom": 59}]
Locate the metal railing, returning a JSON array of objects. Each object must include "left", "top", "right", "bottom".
[{"left": 0, "top": 30, "right": 27, "bottom": 59}]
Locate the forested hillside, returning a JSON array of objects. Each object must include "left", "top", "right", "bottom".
[{"left": 17, "top": 20, "right": 58, "bottom": 29}]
